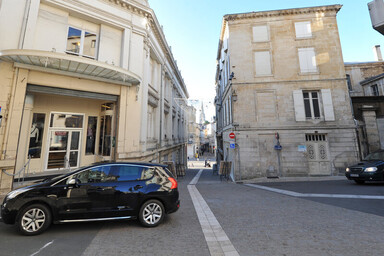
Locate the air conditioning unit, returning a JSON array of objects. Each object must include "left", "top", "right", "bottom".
[{"left": 368, "top": 0, "right": 384, "bottom": 35}]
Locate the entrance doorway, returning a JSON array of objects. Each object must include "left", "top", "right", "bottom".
[
  {"left": 47, "top": 130, "right": 81, "bottom": 169},
  {"left": 46, "top": 112, "right": 84, "bottom": 170},
  {"left": 305, "top": 134, "right": 331, "bottom": 175}
]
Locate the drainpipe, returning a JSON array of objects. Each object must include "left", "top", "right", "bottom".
[
  {"left": 159, "top": 64, "right": 164, "bottom": 161},
  {"left": 19, "top": 0, "right": 32, "bottom": 49}
]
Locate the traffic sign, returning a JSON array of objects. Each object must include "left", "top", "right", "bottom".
[
  {"left": 229, "top": 132, "right": 235, "bottom": 139},
  {"left": 230, "top": 143, "right": 236, "bottom": 149}
]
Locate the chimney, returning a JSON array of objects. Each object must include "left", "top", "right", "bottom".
[{"left": 373, "top": 45, "right": 383, "bottom": 61}]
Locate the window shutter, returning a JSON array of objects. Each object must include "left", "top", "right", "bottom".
[
  {"left": 253, "top": 25, "right": 269, "bottom": 42},
  {"left": 293, "top": 90, "right": 305, "bottom": 121},
  {"left": 298, "top": 48, "right": 317, "bottom": 73},
  {"left": 321, "top": 89, "right": 335, "bottom": 121},
  {"left": 295, "top": 21, "right": 312, "bottom": 38},
  {"left": 255, "top": 51, "right": 272, "bottom": 76}
]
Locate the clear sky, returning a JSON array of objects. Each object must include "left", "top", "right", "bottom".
[{"left": 148, "top": 0, "right": 383, "bottom": 120}]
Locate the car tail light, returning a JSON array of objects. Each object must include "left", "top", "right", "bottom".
[{"left": 168, "top": 177, "right": 178, "bottom": 190}]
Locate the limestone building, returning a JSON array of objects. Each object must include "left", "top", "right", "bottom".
[
  {"left": 0, "top": 0, "right": 188, "bottom": 192},
  {"left": 215, "top": 5, "right": 358, "bottom": 180}
]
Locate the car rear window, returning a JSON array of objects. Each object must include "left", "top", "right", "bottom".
[{"left": 107, "top": 165, "right": 154, "bottom": 181}]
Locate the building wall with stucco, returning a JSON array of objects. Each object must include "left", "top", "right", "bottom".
[{"left": 0, "top": 0, "right": 188, "bottom": 192}]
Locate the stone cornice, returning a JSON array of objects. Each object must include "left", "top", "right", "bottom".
[
  {"left": 224, "top": 5, "right": 342, "bottom": 21},
  {"left": 103, "top": 0, "right": 189, "bottom": 98},
  {"left": 47, "top": 0, "right": 189, "bottom": 99}
]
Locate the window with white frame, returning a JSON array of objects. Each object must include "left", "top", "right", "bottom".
[
  {"left": 293, "top": 89, "right": 335, "bottom": 121},
  {"left": 66, "top": 27, "right": 97, "bottom": 58},
  {"left": 371, "top": 84, "right": 379, "bottom": 96},
  {"left": 303, "top": 91, "right": 321, "bottom": 119},
  {"left": 295, "top": 21, "right": 312, "bottom": 39},
  {"left": 252, "top": 25, "right": 269, "bottom": 42},
  {"left": 255, "top": 51, "right": 272, "bottom": 76},
  {"left": 298, "top": 48, "right": 317, "bottom": 73}
]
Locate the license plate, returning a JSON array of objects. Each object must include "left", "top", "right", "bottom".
[{"left": 350, "top": 174, "right": 359, "bottom": 177}]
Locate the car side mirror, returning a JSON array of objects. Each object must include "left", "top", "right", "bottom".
[{"left": 67, "top": 178, "right": 80, "bottom": 188}]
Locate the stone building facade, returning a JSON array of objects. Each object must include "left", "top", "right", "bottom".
[
  {"left": 215, "top": 5, "right": 358, "bottom": 180},
  {"left": 345, "top": 61, "right": 384, "bottom": 96},
  {"left": 0, "top": 0, "right": 188, "bottom": 192}
]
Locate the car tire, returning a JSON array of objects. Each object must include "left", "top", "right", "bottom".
[
  {"left": 16, "top": 204, "right": 52, "bottom": 236},
  {"left": 354, "top": 180, "right": 365, "bottom": 184},
  {"left": 139, "top": 199, "right": 165, "bottom": 227}
]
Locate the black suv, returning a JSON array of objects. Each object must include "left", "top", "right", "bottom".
[
  {"left": 1, "top": 162, "right": 179, "bottom": 235},
  {"left": 345, "top": 150, "right": 384, "bottom": 184}
]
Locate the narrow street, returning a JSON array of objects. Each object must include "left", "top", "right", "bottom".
[{"left": 1, "top": 158, "right": 384, "bottom": 256}]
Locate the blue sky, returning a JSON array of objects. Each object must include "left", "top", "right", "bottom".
[{"left": 149, "top": 0, "right": 383, "bottom": 119}]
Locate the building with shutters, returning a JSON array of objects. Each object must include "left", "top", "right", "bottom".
[
  {"left": 0, "top": 0, "right": 189, "bottom": 192},
  {"left": 215, "top": 5, "right": 359, "bottom": 180}
]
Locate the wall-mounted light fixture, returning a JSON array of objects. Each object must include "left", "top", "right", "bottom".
[
  {"left": 232, "top": 90, "right": 238, "bottom": 102},
  {"left": 229, "top": 72, "right": 235, "bottom": 80}
]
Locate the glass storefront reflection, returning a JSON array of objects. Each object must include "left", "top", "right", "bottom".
[
  {"left": 28, "top": 113, "right": 45, "bottom": 158},
  {"left": 50, "top": 113, "right": 83, "bottom": 128}
]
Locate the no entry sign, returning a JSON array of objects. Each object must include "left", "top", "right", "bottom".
[{"left": 229, "top": 132, "right": 235, "bottom": 139}]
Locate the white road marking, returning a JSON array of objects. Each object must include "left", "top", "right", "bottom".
[
  {"left": 188, "top": 170, "right": 239, "bottom": 256},
  {"left": 30, "top": 240, "right": 54, "bottom": 256},
  {"left": 246, "top": 184, "right": 384, "bottom": 199}
]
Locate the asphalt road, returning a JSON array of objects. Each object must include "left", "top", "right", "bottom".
[
  {"left": 253, "top": 180, "right": 384, "bottom": 217},
  {"left": 0, "top": 168, "right": 383, "bottom": 256}
]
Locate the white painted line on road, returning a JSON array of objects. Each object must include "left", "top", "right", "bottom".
[
  {"left": 189, "top": 168, "right": 204, "bottom": 185},
  {"left": 30, "top": 240, "right": 54, "bottom": 256},
  {"left": 246, "top": 184, "right": 384, "bottom": 200},
  {"left": 188, "top": 170, "right": 239, "bottom": 256}
]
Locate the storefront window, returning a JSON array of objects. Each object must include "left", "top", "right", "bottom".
[
  {"left": 86, "top": 116, "right": 97, "bottom": 155},
  {"left": 28, "top": 113, "right": 45, "bottom": 158},
  {"left": 50, "top": 113, "right": 83, "bottom": 128},
  {"left": 99, "top": 115, "right": 112, "bottom": 156}
]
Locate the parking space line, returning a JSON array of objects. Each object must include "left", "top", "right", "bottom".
[
  {"left": 30, "top": 240, "right": 54, "bottom": 256},
  {"left": 188, "top": 170, "right": 239, "bottom": 256},
  {"left": 246, "top": 184, "right": 384, "bottom": 200}
]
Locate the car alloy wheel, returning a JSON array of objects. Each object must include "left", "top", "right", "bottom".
[
  {"left": 16, "top": 204, "right": 51, "bottom": 235},
  {"left": 139, "top": 200, "right": 164, "bottom": 227}
]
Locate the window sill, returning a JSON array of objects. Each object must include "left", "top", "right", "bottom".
[
  {"left": 295, "top": 36, "right": 315, "bottom": 40},
  {"left": 299, "top": 71, "right": 320, "bottom": 75},
  {"left": 254, "top": 74, "right": 274, "bottom": 78}
]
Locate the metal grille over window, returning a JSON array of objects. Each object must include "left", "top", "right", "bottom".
[
  {"left": 319, "top": 145, "right": 327, "bottom": 159},
  {"left": 307, "top": 145, "right": 315, "bottom": 159},
  {"left": 305, "top": 134, "right": 326, "bottom": 141}
]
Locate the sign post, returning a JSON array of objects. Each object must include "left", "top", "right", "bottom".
[{"left": 229, "top": 132, "right": 236, "bottom": 148}]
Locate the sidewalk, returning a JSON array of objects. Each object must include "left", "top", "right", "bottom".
[{"left": 241, "top": 175, "right": 346, "bottom": 184}]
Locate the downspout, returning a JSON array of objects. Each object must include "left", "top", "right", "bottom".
[
  {"left": 19, "top": 0, "right": 32, "bottom": 49},
  {"left": 159, "top": 64, "right": 164, "bottom": 161}
]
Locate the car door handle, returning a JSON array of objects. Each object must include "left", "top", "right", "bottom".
[
  {"left": 96, "top": 187, "right": 105, "bottom": 191},
  {"left": 134, "top": 185, "right": 143, "bottom": 190}
]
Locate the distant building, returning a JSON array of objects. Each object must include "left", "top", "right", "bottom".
[
  {"left": 185, "top": 105, "right": 199, "bottom": 159},
  {"left": 215, "top": 5, "right": 358, "bottom": 180},
  {"left": 0, "top": 0, "right": 188, "bottom": 192}
]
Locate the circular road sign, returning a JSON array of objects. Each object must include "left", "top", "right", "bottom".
[{"left": 229, "top": 132, "right": 235, "bottom": 139}]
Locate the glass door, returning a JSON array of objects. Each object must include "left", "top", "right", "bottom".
[
  {"left": 47, "top": 130, "right": 81, "bottom": 170},
  {"left": 47, "top": 130, "right": 68, "bottom": 169}
]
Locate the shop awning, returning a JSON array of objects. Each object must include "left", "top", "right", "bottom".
[{"left": 0, "top": 49, "right": 141, "bottom": 86}]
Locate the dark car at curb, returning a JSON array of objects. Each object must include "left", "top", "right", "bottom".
[
  {"left": 345, "top": 150, "right": 384, "bottom": 184},
  {"left": 1, "top": 162, "right": 179, "bottom": 235}
]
